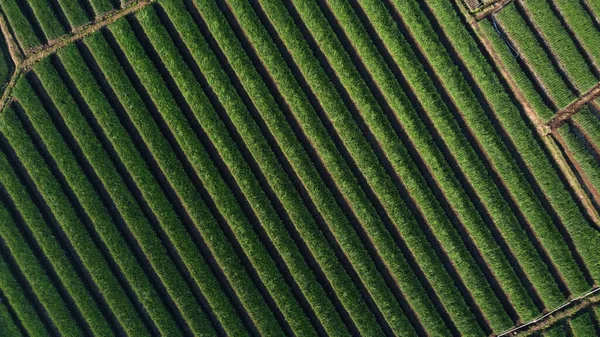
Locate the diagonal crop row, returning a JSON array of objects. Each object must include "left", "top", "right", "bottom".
[
  {"left": 139, "top": 3, "right": 359, "bottom": 336},
  {"left": 0, "top": 241, "right": 49, "bottom": 337},
  {"left": 0, "top": 192, "right": 71, "bottom": 336},
  {"left": 404, "top": 0, "right": 594, "bottom": 296},
  {"left": 13, "top": 73, "right": 185, "bottom": 336},
  {"left": 38, "top": 42, "right": 228, "bottom": 336},
  {"left": 0, "top": 100, "right": 146, "bottom": 336},
  {"left": 185, "top": 0, "right": 428, "bottom": 335},
  {"left": 222, "top": 0, "right": 481, "bottom": 335},
  {"left": 326, "top": 0, "right": 542, "bottom": 324},
  {"left": 430, "top": 0, "right": 600, "bottom": 288},
  {"left": 107, "top": 13, "right": 321, "bottom": 336},
  {"left": 0, "top": 0, "right": 42, "bottom": 50}
]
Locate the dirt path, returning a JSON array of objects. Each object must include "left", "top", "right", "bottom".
[
  {"left": 0, "top": 0, "right": 156, "bottom": 113},
  {"left": 547, "top": 82, "right": 600, "bottom": 129},
  {"left": 496, "top": 287, "right": 600, "bottom": 336}
]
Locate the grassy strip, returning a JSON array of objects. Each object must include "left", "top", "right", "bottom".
[
  {"left": 0, "top": 0, "right": 40, "bottom": 50},
  {"left": 496, "top": 4, "right": 574, "bottom": 108},
  {"left": 0, "top": 297, "right": 23, "bottom": 337},
  {"left": 382, "top": 0, "right": 569, "bottom": 309},
  {"left": 553, "top": 0, "right": 600, "bottom": 69},
  {"left": 568, "top": 311, "right": 596, "bottom": 336},
  {"left": 544, "top": 324, "right": 567, "bottom": 337},
  {"left": 187, "top": 0, "right": 415, "bottom": 335},
  {"left": 77, "top": 33, "right": 253, "bottom": 336},
  {"left": 409, "top": 0, "right": 593, "bottom": 295},
  {"left": 0, "top": 250, "right": 47, "bottom": 337},
  {"left": 304, "top": 0, "right": 518, "bottom": 331},
  {"left": 23, "top": 0, "right": 65, "bottom": 41},
  {"left": 1, "top": 103, "right": 133, "bottom": 337},
  {"left": 223, "top": 0, "right": 457, "bottom": 335},
  {"left": 432, "top": 0, "right": 600, "bottom": 286},
  {"left": 519, "top": 0, "right": 598, "bottom": 91},
  {"left": 333, "top": 0, "right": 540, "bottom": 323},
  {"left": 86, "top": 0, "right": 117, "bottom": 19},
  {"left": 141, "top": 3, "right": 353, "bottom": 336},
  {"left": 55, "top": 0, "right": 89, "bottom": 28},
  {"left": 0, "top": 196, "right": 66, "bottom": 336},
  {"left": 14, "top": 74, "right": 178, "bottom": 336},
  {"left": 108, "top": 14, "right": 308, "bottom": 336},
  {"left": 39, "top": 44, "right": 215, "bottom": 336},
  {"left": 82, "top": 18, "right": 276, "bottom": 337}
]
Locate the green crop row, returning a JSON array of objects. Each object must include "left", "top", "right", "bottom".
[
  {"left": 496, "top": 4, "right": 573, "bottom": 108},
  {"left": 0, "top": 109, "right": 117, "bottom": 337},
  {"left": 569, "top": 311, "right": 596, "bottom": 336},
  {"left": 0, "top": 0, "right": 40, "bottom": 50},
  {"left": 431, "top": 0, "right": 600, "bottom": 286},
  {"left": 141, "top": 3, "right": 357, "bottom": 336},
  {"left": 14, "top": 73, "right": 184, "bottom": 336},
  {"left": 223, "top": 0, "right": 470, "bottom": 335},
  {"left": 331, "top": 0, "right": 540, "bottom": 323},
  {"left": 78, "top": 30, "right": 261, "bottom": 336},
  {"left": 1, "top": 102, "right": 142, "bottom": 336},
  {"left": 519, "top": 0, "right": 598, "bottom": 92},
  {"left": 22, "top": 0, "right": 64, "bottom": 41},
  {"left": 0, "top": 294, "right": 24, "bottom": 337},
  {"left": 406, "top": 0, "right": 595, "bottom": 296},
  {"left": 186, "top": 0, "right": 420, "bottom": 335},
  {"left": 375, "top": 0, "right": 567, "bottom": 311},
  {"left": 55, "top": 0, "right": 91, "bottom": 28},
  {"left": 107, "top": 13, "right": 314, "bottom": 336},
  {"left": 0, "top": 196, "right": 68, "bottom": 336},
  {"left": 39, "top": 43, "right": 219, "bottom": 336},
  {"left": 206, "top": 0, "right": 453, "bottom": 335},
  {"left": 553, "top": 0, "right": 600, "bottom": 70}
]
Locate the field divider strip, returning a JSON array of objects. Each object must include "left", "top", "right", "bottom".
[
  {"left": 0, "top": 0, "right": 155, "bottom": 114},
  {"left": 548, "top": 82, "right": 600, "bottom": 130},
  {"left": 473, "top": 0, "right": 513, "bottom": 21},
  {"left": 497, "top": 287, "right": 600, "bottom": 336}
]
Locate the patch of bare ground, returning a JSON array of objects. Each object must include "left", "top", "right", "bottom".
[
  {"left": 0, "top": 0, "right": 155, "bottom": 114},
  {"left": 496, "top": 287, "right": 600, "bottom": 336},
  {"left": 548, "top": 82, "right": 600, "bottom": 130},
  {"left": 457, "top": 0, "right": 600, "bottom": 226}
]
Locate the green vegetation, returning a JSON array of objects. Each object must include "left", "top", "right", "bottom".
[{"left": 0, "top": 0, "right": 597, "bottom": 336}]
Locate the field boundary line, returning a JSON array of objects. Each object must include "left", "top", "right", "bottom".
[
  {"left": 547, "top": 82, "right": 600, "bottom": 130},
  {"left": 0, "top": 0, "right": 156, "bottom": 113},
  {"left": 495, "top": 287, "right": 600, "bottom": 336}
]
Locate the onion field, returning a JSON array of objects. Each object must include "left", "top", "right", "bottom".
[{"left": 0, "top": 0, "right": 598, "bottom": 336}]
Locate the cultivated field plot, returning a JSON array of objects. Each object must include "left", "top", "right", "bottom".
[{"left": 0, "top": 0, "right": 598, "bottom": 336}]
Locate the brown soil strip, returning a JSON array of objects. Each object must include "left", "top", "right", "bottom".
[
  {"left": 468, "top": 14, "right": 600, "bottom": 225},
  {"left": 474, "top": 0, "right": 514, "bottom": 21},
  {"left": 496, "top": 287, "right": 600, "bottom": 336},
  {"left": 0, "top": 0, "right": 155, "bottom": 114},
  {"left": 548, "top": 82, "right": 600, "bottom": 130}
]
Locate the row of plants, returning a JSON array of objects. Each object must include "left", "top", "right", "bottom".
[
  {"left": 223, "top": 0, "right": 463, "bottom": 335},
  {"left": 85, "top": 21, "right": 279, "bottom": 336},
  {"left": 46, "top": 41, "right": 220, "bottom": 336},
  {"left": 0, "top": 194, "right": 71, "bottom": 336},
  {"left": 206, "top": 1, "right": 448, "bottom": 335},
  {"left": 401, "top": 0, "right": 593, "bottom": 297},
  {"left": 189, "top": 0, "right": 421, "bottom": 335},
  {"left": 0, "top": 99, "right": 136, "bottom": 336},
  {"left": 0, "top": 0, "right": 40, "bottom": 50},
  {"left": 329, "top": 0, "right": 543, "bottom": 324},
  {"left": 375, "top": 0, "right": 570, "bottom": 311},
  {"left": 430, "top": 0, "right": 600, "bottom": 288},
  {"left": 307, "top": 1, "right": 524, "bottom": 330},
  {"left": 141, "top": 3, "right": 358, "bottom": 336},
  {"left": 19, "top": 0, "right": 64, "bottom": 41},
  {"left": 13, "top": 73, "right": 182, "bottom": 336}
]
